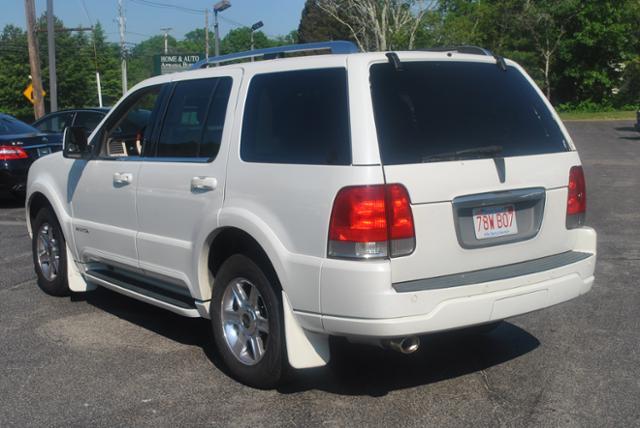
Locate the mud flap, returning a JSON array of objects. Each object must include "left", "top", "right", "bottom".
[
  {"left": 66, "top": 245, "right": 96, "bottom": 292},
  {"left": 282, "top": 291, "right": 330, "bottom": 369}
]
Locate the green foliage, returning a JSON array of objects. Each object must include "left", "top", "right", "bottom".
[
  {"left": 220, "top": 28, "right": 272, "bottom": 54},
  {"left": 423, "top": 0, "right": 640, "bottom": 110},
  {"left": 2, "top": 3, "right": 638, "bottom": 120},
  {"left": 298, "top": 0, "right": 352, "bottom": 43}
]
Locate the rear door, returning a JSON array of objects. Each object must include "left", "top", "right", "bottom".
[
  {"left": 369, "top": 59, "right": 580, "bottom": 283},
  {"left": 136, "top": 71, "right": 239, "bottom": 294}
]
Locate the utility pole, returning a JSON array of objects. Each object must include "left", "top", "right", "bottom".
[
  {"left": 118, "top": 0, "right": 127, "bottom": 95},
  {"left": 24, "top": 0, "right": 45, "bottom": 119},
  {"left": 46, "top": 0, "right": 57, "bottom": 112},
  {"left": 204, "top": 9, "right": 209, "bottom": 59},
  {"left": 161, "top": 27, "right": 172, "bottom": 55}
]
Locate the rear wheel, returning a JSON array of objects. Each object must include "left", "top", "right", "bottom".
[
  {"left": 211, "top": 254, "right": 286, "bottom": 389},
  {"left": 32, "top": 207, "right": 69, "bottom": 296}
]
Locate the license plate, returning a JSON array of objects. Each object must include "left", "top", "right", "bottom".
[
  {"left": 473, "top": 204, "right": 518, "bottom": 240},
  {"left": 37, "top": 147, "right": 51, "bottom": 157}
]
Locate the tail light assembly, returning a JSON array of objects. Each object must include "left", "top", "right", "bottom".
[
  {"left": 328, "top": 184, "right": 415, "bottom": 259},
  {"left": 0, "top": 145, "right": 28, "bottom": 161},
  {"left": 566, "top": 165, "right": 586, "bottom": 229}
]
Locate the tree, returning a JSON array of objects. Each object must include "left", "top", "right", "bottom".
[
  {"left": 517, "top": 0, "right": 579, "bottom": 101},
  {"left": 220, "top": 27, "right": 271, "bottom": 54},
  {"left": 298, "top": 0, "right": 352, "bottom": 43},
  {"left": 315, "top": 0, "right": 435, "bottom": 51},
  {"left": 0, "top": 25, "right": 32, "bottom": 120}
]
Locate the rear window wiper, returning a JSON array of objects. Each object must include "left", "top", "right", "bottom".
[{"left": 421, "top": 145, "right": 503, "bottom": 162}]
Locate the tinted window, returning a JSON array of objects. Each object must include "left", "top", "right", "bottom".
[
  {"left": 241, "top": 68, "right": 351, "bottom": 165},
  {"left": 74, "top": 111, "right": 105, "bottom": 132},
  {"left": 99, "top": 86, "right": 162, "bottom": 158},
  {"left": 156, "top": 77, "right": 232, "bottom": 159},
  {"left": 33, "top": 112, "right": 74, "bottom": 133},
  {"left": 0, "top": 116, "right": 39, "bottom": 135},
  {"left": 370, "top": 62, "right": 568, "bottom": 165}
]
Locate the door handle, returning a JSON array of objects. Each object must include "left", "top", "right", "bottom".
[
  {"left": 113, "top": 172, "right": 133, "bottom": 185},
  {"left": 191, "top": 176, "right": 217, "bottom": 192}
]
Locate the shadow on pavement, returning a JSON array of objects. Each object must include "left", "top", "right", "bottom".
[
  {"left": 281, "top": 323, "right": 539, "bottom": 396},
  {"left": 614, "top": 126, "right": 636, "bottom": 132},
  {"left": 81, "top": 286, "right": 539, "bottom": 396}
]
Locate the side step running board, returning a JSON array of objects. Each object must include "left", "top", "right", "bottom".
[{"left": 85, "top": 269, "right": 201, "bottom": 318}]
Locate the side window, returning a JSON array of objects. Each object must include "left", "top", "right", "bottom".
[
  {"left": 98, "top": 86, "right": 161, "bottom": 158},
  {"left": 155, "top": 77, "right": 232, "bottom": 160},
  {"left": 35, "top": 112, "right": 74, "bottom": 133},
  {"left": 241, "top": 68, "right": 351, "bottom": 165},
  {"left": 74, "top": 111, "right": 105, "bottom": 132}
]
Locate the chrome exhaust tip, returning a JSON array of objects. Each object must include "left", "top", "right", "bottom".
[{"left": 384, "top": 336, "right": 420, "bottom": 354}]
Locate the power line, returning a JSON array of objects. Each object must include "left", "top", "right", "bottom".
[{"left": 129, "top": 0, "right": 204, "bottom": 15}]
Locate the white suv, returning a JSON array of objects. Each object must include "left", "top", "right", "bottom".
[{"left": 26, "top": 43, "right": 596, "bottom": 388}]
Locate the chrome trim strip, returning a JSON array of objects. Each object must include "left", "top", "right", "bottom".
[
  {"left": 85, "top": 273, "right": 201, "bottom": 318},
  {"left": 452, "top": 187, "right": 546, "bottom": 209},
  {"left": 392, "top": 251, "right": 592, "bottom": 293}
]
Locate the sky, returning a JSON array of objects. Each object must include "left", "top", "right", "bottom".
[{"left": 0, "top": 0, "right": 307, "bottom": 46}]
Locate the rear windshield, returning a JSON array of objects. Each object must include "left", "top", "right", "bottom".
[
  {"left": 370, "top": 61, "right": 568, "bottom": 165},
  {"left": 0, "top": 116, "right": 38, "bottom": 135}
]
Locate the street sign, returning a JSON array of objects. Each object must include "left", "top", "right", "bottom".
[
  {"left": 23, "top": 83, "right": 46, "bottom": 105},
  {"left": 153, "top": 54, "right": 203, "bottom": 75}
]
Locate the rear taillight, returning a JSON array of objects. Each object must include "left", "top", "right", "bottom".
[
  {"left": 0, "top": 145, "right": 28, "bottom": 161},
  {"left": 328, "top": 184, "right": 415, "bottom": 259},
  {"left": 566, "top": 165, "right": 586, "bottom": 229}
]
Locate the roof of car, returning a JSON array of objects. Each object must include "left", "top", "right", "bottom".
[{"left": 41, "top": 107, "right": 110, "bottom": 115}]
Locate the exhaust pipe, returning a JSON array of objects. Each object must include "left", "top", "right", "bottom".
[{"left": 383, "top": 336, "right": 420, "bottom": 354}]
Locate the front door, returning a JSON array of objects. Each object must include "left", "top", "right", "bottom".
[
  {"left": 71, "top": 85, "right": 164, "bottom": 269},
  {"left": 136, "top": 71, "right": 239, "bottom": 293}
]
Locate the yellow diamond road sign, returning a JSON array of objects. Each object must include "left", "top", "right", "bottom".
[{"left": 23, "top": 83, "right": 45, "bottom": 105}]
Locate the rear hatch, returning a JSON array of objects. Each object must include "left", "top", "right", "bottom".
[{"left": 369, "top": 59, "right": 580, "bottom": 284}]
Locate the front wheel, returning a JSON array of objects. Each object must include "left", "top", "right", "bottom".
[
  {"left": 210, "top": 254, "right": 286, "bottom": 389},
  {"left": 31, "top": 207, "right": 70, "bottom": 296}
]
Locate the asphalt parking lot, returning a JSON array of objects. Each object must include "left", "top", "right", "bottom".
[{"left": 1, "top": 120, "right": 639, "bottom": 427}]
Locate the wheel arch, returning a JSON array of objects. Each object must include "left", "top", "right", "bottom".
[{"left": 198, "top": 225, "right": 282, "bottom": 302}]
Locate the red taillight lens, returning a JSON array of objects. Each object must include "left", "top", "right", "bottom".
[
  {"left": 328, "top": 184, "right": 415, "bottom": 259},
  {"left": 0, "top": 145, "right": 28, "bottom": 161},
  {"left": 567, "top": 165, "right": 586, "bottom": 228}
]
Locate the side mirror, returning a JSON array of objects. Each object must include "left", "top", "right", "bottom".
[{"left": 62, "top": 126, "right": 90, "bottom": 159}]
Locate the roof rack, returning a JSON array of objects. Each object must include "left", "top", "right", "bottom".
[
  {"left": 191, "top": 41, "right": 360, "bottom": 69},
  {"left": 419, "top": 46, "right": 494, "bottom": 56}
]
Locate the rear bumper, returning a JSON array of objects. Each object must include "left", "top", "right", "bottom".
[
  {"left": 307, "top": 227, "right": 596, "bottom": 338},
  {"left": 0, "top": 162, "right": 28, "bottom": 191},
  {"left": 320, "top": 269, "right": 593, "bottom": 337}
]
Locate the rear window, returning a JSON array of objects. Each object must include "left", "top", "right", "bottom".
[
  {"left": 241, "top": 68, "right": 351, "bottom": 165},
  {"left": 370, "top": 61, "right": 568, "bottom": 165},
  {"left": 0, "top": 116, "right": 38, "bottom": 135}
]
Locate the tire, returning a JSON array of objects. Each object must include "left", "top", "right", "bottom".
[
  {"left": 210, "top": 254, "right": 286, "bottom": 389},
  {"left": 32, "top": 207, "right": 70, "bottom": 296}
]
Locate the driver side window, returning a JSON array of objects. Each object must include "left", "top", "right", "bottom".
[{"left": 97, "top": 86, "right": 162, "bottom": 158}]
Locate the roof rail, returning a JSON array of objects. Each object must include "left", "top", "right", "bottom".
[
  {"left": 191, "top": 41, "right": 360, "bottom": 69},
  {"left": 419, "top": 46, "right": 494, "bottom": 56}
]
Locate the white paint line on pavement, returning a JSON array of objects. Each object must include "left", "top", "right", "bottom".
[{"left": 0, "top": 221, "right": 26, "bottom": 226}]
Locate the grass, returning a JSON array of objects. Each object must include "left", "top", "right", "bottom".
[{"left": 558, "top": 110, "right": 637, "bottom": 121}]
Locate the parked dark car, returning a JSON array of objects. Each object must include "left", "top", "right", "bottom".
[
  {"left": 0, "top": 113, "right": 62, "bottom": 196},
  {"left": 32, "top": 107, "right": 109, "bottom": 136}
]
